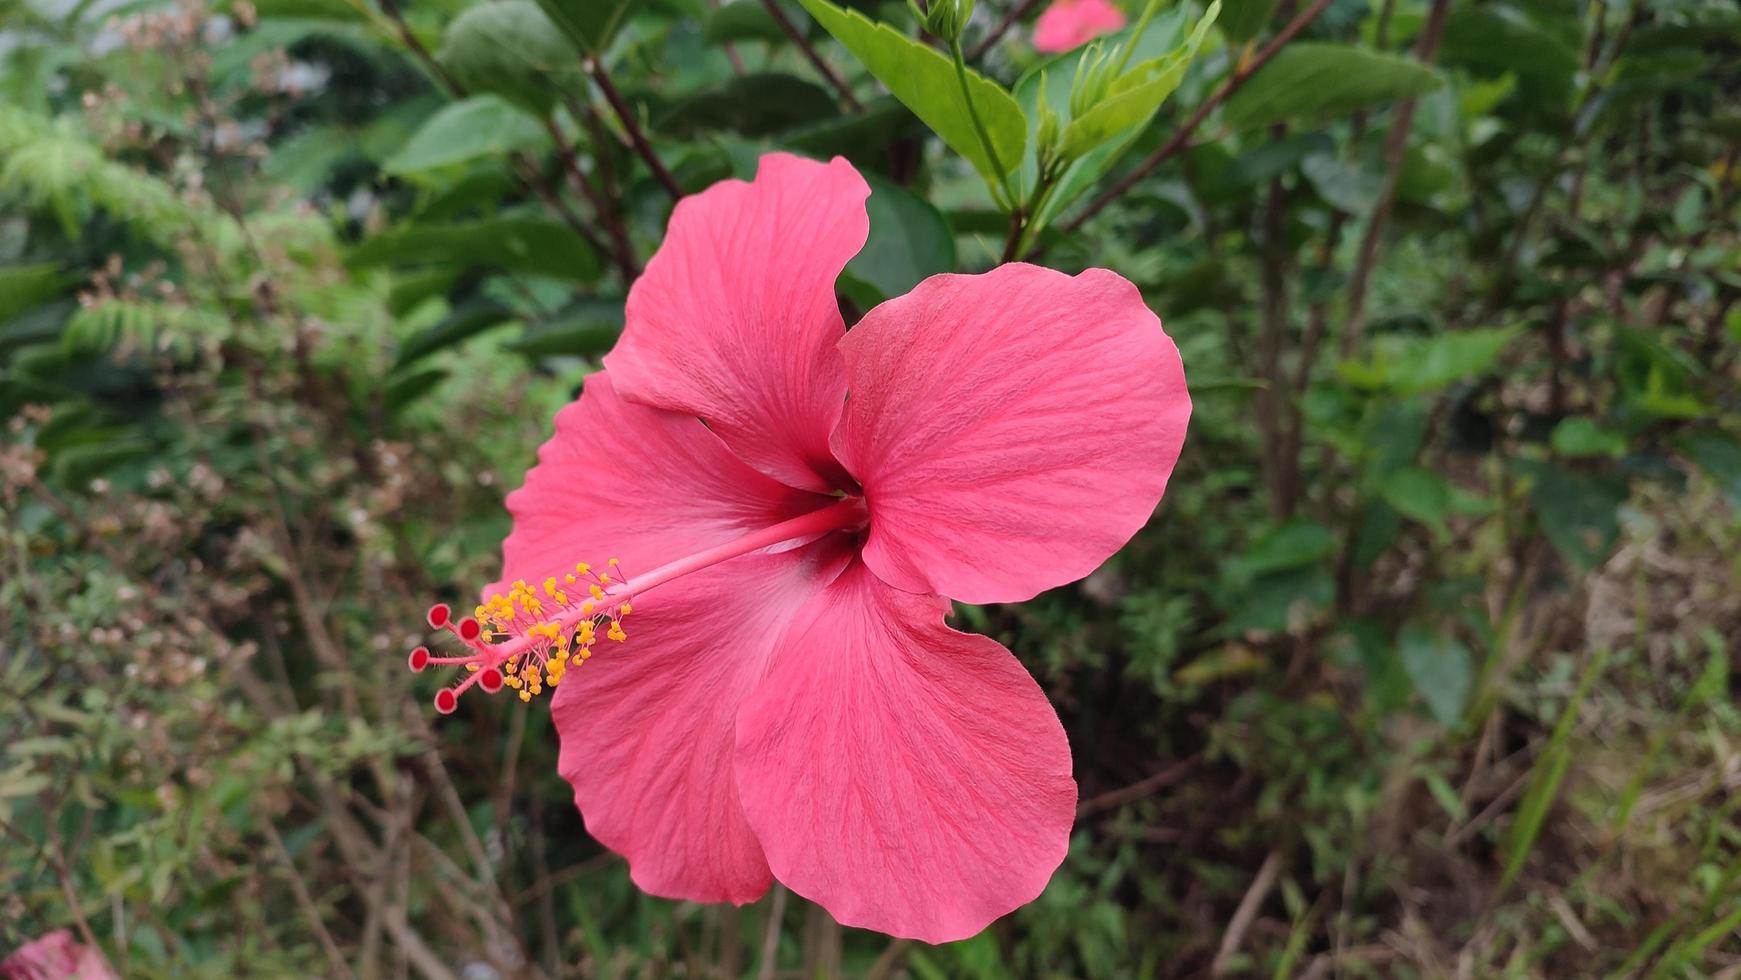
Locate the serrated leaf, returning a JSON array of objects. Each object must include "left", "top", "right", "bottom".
[
  {"left": 383, "top": 96, "right": 549, "bottom": 177},
  {"left": 794, "top": 0, "right": 1024, "bottom": 188},
  {"left": 1224, "top": 42, "right": 1444, "bottom": 130}
]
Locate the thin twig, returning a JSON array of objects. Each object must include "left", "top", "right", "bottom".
[
  {"left": 586, "top": 56, "right": 685, "bottom": 201},
  {"left": 1077, "top": 755, "right": 1200, "bottom": 817},
  {"left": 543, "top": 117, "right": 640, "bottom": 281},
  {"left": 968, "top": 0, "right": 1045, "bottom": 61},
  {"left": 756, "top": 885, "right": 789, "bottom": 980},
  {"left": 1062, "top": 0, "right": 1333, "bottom": 232},
  {"left": 1211, "top": 848, "right": 1285, "bottom": 976},
  {"left": 264, "top": 821, "right": 359, "bottom": 980},
  {"left": 762, "top": 0, "right": 862, "bottom": 110},
  {"left": 1257, "top": 163, "right": 1293, "bottom": 517},
  {"left": 1337, "top": 0, "right": 1452, "bottom": 358}
]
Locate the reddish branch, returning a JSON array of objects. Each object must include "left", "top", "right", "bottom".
[
  {"left": 761, "top": 0, "right": 862, "bottom": 110},
  {"left": 1337, "top": 0, "right": 1453, "bottom": 358},
  {"left": 968, "top": 0, "right": 1045, "bottom": 61},
  {"left": 587, "top": 56, "right": 685, "bottom": 202}
]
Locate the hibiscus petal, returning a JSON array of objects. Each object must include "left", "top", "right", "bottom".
[
  {"left": 604, "top": 153, "right": 870, "bottom": 493},
  {"left": 554, "top": 537, "right": 854, "bottom": 904},
  {"left": 489, "top": 371, "right": 830, "bottom": 596},
  {"left": 831, "top": 264, "right": 1190, "bottom": 604},
  {"left": 734, "top": 561, "right": 1077, "bottom": 943}
]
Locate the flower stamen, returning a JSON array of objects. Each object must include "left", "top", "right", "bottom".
[
  {"left": 414, "top": 560, "right": 632, "bottom": 714},
  {"left": 408, "top": 496, "right": 867, "bottom": 716}
]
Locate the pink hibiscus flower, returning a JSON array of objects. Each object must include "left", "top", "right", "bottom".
[
  {"left": 1, "top": 931, "right": 116, "bottom": 980},
  {"left": 412, "top": 154, "right": 1190, "bottom": 942},
  {"left": 1033, "top": 0, "right": 1128, "bottom": 53}
]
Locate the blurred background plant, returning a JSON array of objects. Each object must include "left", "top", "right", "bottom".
[{"left": 1, "top": 0, "right": 1737, "bottom": 976}]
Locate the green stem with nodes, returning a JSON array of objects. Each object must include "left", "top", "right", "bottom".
[
  {"left": 1001, "top": 163, "right": 1063, "bottom": 263},
  {"left": 949, "top": 38, "right": 1017, "bottom": 209}
]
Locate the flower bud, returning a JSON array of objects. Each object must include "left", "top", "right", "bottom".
[{"left": 913, "top": 0, "right": 974, "bottom": 43}]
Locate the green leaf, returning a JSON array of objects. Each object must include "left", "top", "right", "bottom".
[
  {"left": 264, "top": 125, "right": 359, "bottom": 193},
  {"left": 383, "top": 96, "right": 549, "bottom": 177},
  {"left": 349, "top": 215, "right": 601, "bottom": 282},
  {"left": 394, "top": 300, "right": 516, "bottom": 368},
  {"left": 841, "top": 171, "right": 956, "bottom": 304},
  {"left": 1233, "top": 518, "right": 1335, "bottom": 579},
  {"left": 1057, "top": 2, "right": 1219, "bottom": 160},
  {"left": 1345, "top": 325, "right": 1521, "bottom": 395},
  {"left": 1550, "top": 417, "right": 1628, "bottom": 458},
  {"left": 0, "top": 263, "right": 67, "bottom": 324},
  {"left": 794, "top": 0, "right": 1025, "bottom": 187},
  {"left": 1011, "top": 4, "right": 1205, "bottom": 227},
  {"left": 659, "top": 73, "right": 837, "bottom": 137},
  {"left": 533, "top": 0, "right": 632, "bottom": 54},
  {"left": 1218, "top": 0, "right": 1280, "bottom": 44},
  {"left": 509, "top": 310, "right": 623, "bottom": 358},
  {"left": 1517, "top": 460, "right": 1626, "bottom": 572},
  {"left": 1681, "top": 430, "right": 1741, "bottom": 512},
  {"left": 1300, "top": 152, "right": 1383, "bottom": 216},
  {"left": 1499, "top": 650, "right": 1608, "bottom": 891},
  {"left": 703, "top": 0, "right": 787, "bottom": 44},
  {"left": 1441, "top": 6, "right": 1578, "bottom": 113},
  {"left": 1398, "top": 622, "right": 1472, "bottom": 727},
  {"left": 1379, "top": 466, "right": 1453, "bottom": 532},
  {"left": 1223, "top": 42, "right": 1444, "bottom": 130},
  {"left": 438, "top": 0, "right": 578, "bottom": 116}
]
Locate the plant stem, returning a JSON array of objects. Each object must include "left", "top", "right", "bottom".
[
  {"left": 949, "top": 38, "right": 1017, "bottom": 208},
  {"left": 1111, "top": 0, "right": 1166, "bottom": 77},
  {"left": 586, "top": 56, "right": 684, "bottom": 201},
  {"left": 542, "top": 116, "right": 639, "bottom": 281},
  {"left": 967, "top": 0, "right": 1044, "bottom": 61},
  {"left": 762, "top": 0, "right": 862, "bottom": 109},
  {"left": 1337, "top": 0, "right": 1451, "bottom": 358}
]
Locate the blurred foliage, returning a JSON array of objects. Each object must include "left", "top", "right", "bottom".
[{"left": 2, "top": 0, "right": 1739, "bottom": 976}]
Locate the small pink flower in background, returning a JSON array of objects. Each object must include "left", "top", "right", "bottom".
[
  {"left": 1033, "top": 0, "right": 1127, "bottom": 52},
  {"left": 412, "top": 154, "right": 1189, "bottom": 942},
  {"left": 1, "top": 931, "right": 116, "bottom": 980}
]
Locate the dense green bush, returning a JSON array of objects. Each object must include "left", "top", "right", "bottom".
[{"left": 2, "top": 0, "right": 1738, "bottom": 975}]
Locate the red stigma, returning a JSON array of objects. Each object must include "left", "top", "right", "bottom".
[
  {"left": 480, "top": 667, "right": 504, "bottom": 692},
  {"left": 408, "top": 646, "right": 430, "bottom": 672},
  {"left": 458, "top": 618, "right": 481, "bottom": 641},
  {"left": 433, "top": 689, "right": 458, "bottom": 714},
  {"left": 427, "top": 603, "right": 451, "bottom": 628}
]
